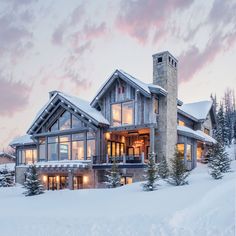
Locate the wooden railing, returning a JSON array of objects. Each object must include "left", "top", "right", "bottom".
[{"left": 92, "top": 153, "right": 145, "bottom": 165}]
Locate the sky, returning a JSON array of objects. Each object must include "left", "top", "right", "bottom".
[{"left": 0, "top": 0, "right": 236, "bottom": 150}]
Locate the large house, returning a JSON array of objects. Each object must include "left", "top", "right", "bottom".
[{"left": 10, "top": 51, "right": 216, "bottom": 190}]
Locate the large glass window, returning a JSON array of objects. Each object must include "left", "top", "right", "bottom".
[
  {"left": 72, "top": 115, "right": 83, "bottom": 129},
  {"left": 111, "top": 102, "right": 134, "bottom": 126},
  {"left": 111, "top": 103, "right": 121, "bottom": 126},
  {"left": 59, "top": 111, "right": 71, "bottom": 130},
  {"left": 186, "top": 144, "right": 192, "bottom": 161},
  {"left": 87, "top": 139, "right": 95, "bottom": 159},
  {"left": 122, "top": 101, "right": 134, "bottom": 125},
  {"left": 59, "top": 135, "right": 70, "bottom": 160},
  {"left": 72, "top": 140, "right": 84, "bottom": 160},
  {"left": 50, "top": 120, "right": 58, "bottom": 132},
  {"left": 177, "top": 144, "right": 185, "bottom": 160},
  {"left": 18, "top": 149, "right": 37, "bottom": 164},
  {"left": 48, "top": 136, "right": 58, "bottom": 161}
]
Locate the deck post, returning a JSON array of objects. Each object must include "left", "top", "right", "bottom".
[
  {"left": 123, "top": 154, "right": 126, "bottom": 164},
  {"left": 106, "top": 154, "right": 109, "bottom": 164},
  {"left": 141, "top": 152, "right": 144, "bottom": 163},
  {"left": 68, "top": 169, "right": 73, "bottom": 190}
]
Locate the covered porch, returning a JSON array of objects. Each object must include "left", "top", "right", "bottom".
[{"left": 94, "top": 127, "right": 153, "bottom": 164}]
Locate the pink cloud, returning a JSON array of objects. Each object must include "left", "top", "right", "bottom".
[
  {"left": 116, "top": 0, "right": 193, "bottom": 44},
  {"left": 0, "top": 76, "right": 30, "bottom": 116}
]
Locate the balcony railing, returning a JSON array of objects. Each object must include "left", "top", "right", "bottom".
[{"left": 92, "top": 153, "right": 145, "bottom": 165}]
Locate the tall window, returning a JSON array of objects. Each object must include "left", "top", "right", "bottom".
[
  {"left": 59, "top": 135, "right": 70, "bottom": 160},
  {"left": 87, "top": 140, "right": 95, "bottom": 160},
  {"left": 177, "top": 144, "right": 185, "bottom": 160},
  {"left": 122, "top": 101, "right": 134, "bottom": 125},
  {"left": 48, "top": 136, "right": 58, "bottom": 161},
  {"left": 18, "top": 149, "right": 37, "bottom": 164},
  {"left": 59, "top": 111, "right": 71, "bottom": 130},
  {"left": 111, "top": 103, "right": 121, "bottom": 126},
  {"left": 72, "top": 133, "right": 84, "bottom": 160},
  {"left": 186, "top": 144, "right": 192, "bottom": 161},
  {"left": 39, "top": 137, "right": 46, "bottom": 161},
  {"left": 72, "top": 115, "right": 83, "bottom": 129},
  {"left": 111, "top": 101, "right": 134, "bottom": 126}
]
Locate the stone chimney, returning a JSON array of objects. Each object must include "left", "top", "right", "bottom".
[{"left": 152, "top": 51, "right": 178, "bottom": 161}]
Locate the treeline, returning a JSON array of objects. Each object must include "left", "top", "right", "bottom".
[{"left": 211, "top": 88, "right": 236, "bottom": 145}]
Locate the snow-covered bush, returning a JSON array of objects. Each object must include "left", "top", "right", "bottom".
[
  {"left": 23, "top": 164, "right": 44, "bottom": 196},
  {"left": 157, "top": 156, "right": 169, "bottom": 179},
  {"left": 208, "top": 142, "right": 231, "bottom": 179},
  {"left": 105, "top": 157, "right": 121, "bottom": 188},
  {"left": 143, "top": 153, "right": 159, "bottom": 191},
  {"left": 167, "top": 149, "right": 190, "bottom": 186},
  {"left": 0, "top": 167, "right": 14, "bottom": 187}
]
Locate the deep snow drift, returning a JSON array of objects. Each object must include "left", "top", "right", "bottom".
[{"left": 0, "top": 146, "right": 235, "bottom": 236}]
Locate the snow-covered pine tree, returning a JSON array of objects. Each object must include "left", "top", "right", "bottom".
[
  {"left": 157, "top": 156, "right": 169, "bottom": 179},
  {"left": 168, "top": 149, "right": 190, "bottom": 186},
  {"left": 105, "top": 157, "right": 121, "bottom": 188},
  {"left": 0, "top": 167, "right": 14, "bottom": 187},
  {"left": 143, "top": 153, "right": 158, "bottom": 191},
  {"left": 233, "top": 120, "right": 236, "bottom": 143},
  {"left": 208, "top": 142, "right": 231, "bottom": 179},
  {"left": 23, "top": 164, "right": 44, "bottom": 196}
]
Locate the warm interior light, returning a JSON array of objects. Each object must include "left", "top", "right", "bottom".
[
  {"left": 121, "top": 136, "right": 125, "bottom": 143},
  {"left": 43, "top": 175, "right": 47, "bottom": 182},
  {"left": 56, "top": 176, "right": 60, "bottom": 182},
  {"left": 83, "top": 176, "right": 89, "bottom": 184},
  {"left": 105, "top": 132, "right": 111, "bottom": 140}
]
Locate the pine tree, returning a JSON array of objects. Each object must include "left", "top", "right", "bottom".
[
  {"left": 23, "top": 164, "right": 44, "bottom": 196},
  {"left": 105, "top": 157, "right": 121, "bottom": 188},
  {"left": 143, "top": 153, "right": 159, "bottom": 191},
  {"left": 233, "top": 121, "right": 236, "bottom": 143},
  {"left": 208, "top": 142, "right": 231, "bottom": 179},
  {"left": 0, "top": 167, "right": 14, "bottom": 187},
  {"left": 168, "top": 149, "right": 190, "bottom": 186},
  {"left": 157, "top": 156, "right": 169, "bottom": 179}
]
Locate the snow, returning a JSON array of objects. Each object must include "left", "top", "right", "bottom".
[
  {"left": 177, "top": 125, "right": 217, "bottom": 144},
  {"left": 34, "top": 160, "right": 91, "bottom": 168},
  {"left": 0, "top": 152, "right": 15, "bottom": 159},
  {"left": 178, "top": 100, "right": 213, "bottom": 120},
  {"left": 0, "top": 163, "right": 15, "bottom": 172},
  {"left": 9, "top": 134, "right": 34, "bottom": 147},
  {"left": 0, "top": 146, "right": 235, "bottom": 236}
]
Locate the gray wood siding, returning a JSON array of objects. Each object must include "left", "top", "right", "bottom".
[{"left": 98, "top": 79, "right": 155, "bottom": 126}]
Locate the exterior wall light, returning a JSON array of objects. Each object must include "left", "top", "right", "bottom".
[{"left": 83, "top": 176, "right": 89, "bottom": 184}]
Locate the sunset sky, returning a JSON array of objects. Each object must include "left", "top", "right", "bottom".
[{"left": 0, "top": 0, "right": 236, "bottom": 150}]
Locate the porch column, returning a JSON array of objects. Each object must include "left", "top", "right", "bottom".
[
  {"left": 150, "top": 126, "right": 155, "bottom": 154},
  {"left": 68, "top": 169, "right": 73, "bottom": 190}
]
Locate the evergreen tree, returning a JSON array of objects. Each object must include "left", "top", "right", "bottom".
[
  {"left": 208, "top": 142, "right": 231, "bottom": 178},
  {"left": 143, "top": 153, "right": 159, "bottom": 191},
  {"left": 105, "top": 157, "right": 121, "bottom": 188},
  {"left": 233, "top": 121, "right": 236, "bottom": 143},
  {"left": 23, "top": 164, "right": 44, "bottom": 196},
  {"left": 0, "top": 167, "right": 14, "bottom": 187},
  {"left": 168, "top": 149, "right": 190, "bottom": 186},
  {"left": 157, "top": 156, "right": 169, "bottom": 179}
]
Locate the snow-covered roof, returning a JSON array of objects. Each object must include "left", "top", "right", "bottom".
[
  {"left": 178, "top": 101, "right": 213, "bottom": 121},
  {"left": 34, "top": 160, "right": 91, "bottom": 169},
  {"left": 177, "top": 125, "right": 216, "bottom": 144},
  {"left": 91, "top": 69, "right": 167, "bottom": 106},
  {"left": 9, "top": 134, "right": 34, "bottom": 147},
  {"left": 0, "top": 152, "right": 15, "bottom": 159},
  {"left": 28, "top": 91, "right": 109, "bottom": 134}
]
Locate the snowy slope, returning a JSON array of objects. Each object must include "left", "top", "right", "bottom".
[{"left": 0, "top": 146, "right": 235, "bottom": 236}]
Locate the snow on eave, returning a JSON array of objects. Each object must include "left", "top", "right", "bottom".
[
  {"left": 9, "top": 134, "right": 35, "bottom": 147},
  {"left": 0, "top": 152, "right": 15, "bottom": 159},
  {"left": 90, "top": 69, "right": 167, "bottom": 107},
  {"left": 177, "top": 126, "right": 216, "bottom": 144},
  {"left": 27, "top": 91, "right": 109, "bottom": 134}
]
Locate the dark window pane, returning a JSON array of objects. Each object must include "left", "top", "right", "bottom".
[
  {"left": 50, "top": 120, "right": 58, "bottom": 132},
  {"left": 59, "top": 111, "right": 71, "bottom": 130},
  {"left": 48, "top": 136, "right": 58, "bottom": 143},
  {"left": 59, "top": 142, "right": 70, "bottom": 160},
  {"left": 48, "top": 143, "right": 58, "bottom": 161},
  {"left": 72, "top": 133, "right": 85, "bottom": 141},
  {"left": 72, "top": 115, "right": 83, "bottom": 129}
]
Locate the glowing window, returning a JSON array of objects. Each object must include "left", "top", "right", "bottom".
[
  {"left": 178, "top": 120, "right": 185, "bottom": 126},
  {"left": 72, "top": 141, "right": 84, "bottom": 160},
  {"left": 111, "top": 104, "right": 121, "bottom": 126},
  {"left": 87, "top": 139, "right": 95, "bottom": 160},
  {"left": 122, "top": 101, "right": 134, "bottom": 125},
  {"left": 177, "top": 144, "right": 184, "bottom": 160},
  {"left": 186, "top": 144, "right": 192, "bottom": 161}
]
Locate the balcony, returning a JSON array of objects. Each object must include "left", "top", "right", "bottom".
[{"left": 92, "top": 154, "right": 145, "bottom": 165}]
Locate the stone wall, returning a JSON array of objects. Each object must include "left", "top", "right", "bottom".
[
  {"left": 153, "top": 51, "right": 178, "bottom": 161},
  {"left": 15, "top": 166, "right": 28, "bottom": 184}
]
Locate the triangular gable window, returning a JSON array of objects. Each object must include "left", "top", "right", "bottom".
[
  {"left": 59, "top": 111, "right": 71, "bottom": 130},
  {"left": 50, "top": 120, "right": 59, "bottom": 132},
  {"left": 72, "top": 115, "right": 84, "bottom": 129}
]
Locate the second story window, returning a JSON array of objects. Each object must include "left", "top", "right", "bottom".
[
  {"left": 111, "top": 101, "right": 134, "bottom": 126},
  {"left": 178, "top": 120, "right": 185, "bottom": 126},
  {"left": 204, "top": 128, "right": 210, "bottom": 135},
  {"left": 118, "top": 86, "right": 125, "bottom": 94}
]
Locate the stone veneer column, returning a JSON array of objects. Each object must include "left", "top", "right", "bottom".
[{"left": 153, "top": 51, "right": 178, "bottom": 161}]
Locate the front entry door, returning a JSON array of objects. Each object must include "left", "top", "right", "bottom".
[{"left": 48, "top": 176, "right": 57, "bottom": 190}]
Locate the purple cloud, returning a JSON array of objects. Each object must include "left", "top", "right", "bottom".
[
  {"left": 0, "top": 75, "right": 30, "bottom": 116},
  {"left": 116, "top": 0, "right": 193, "bottom": 44}
]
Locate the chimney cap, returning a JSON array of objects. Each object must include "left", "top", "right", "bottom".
[{"left": 152, "top": 51, "right": 178, "bottom": 62}]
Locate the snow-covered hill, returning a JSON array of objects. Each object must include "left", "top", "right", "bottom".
[{"left": 0, "top": 146, "right": 235, "bottom": 236}]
